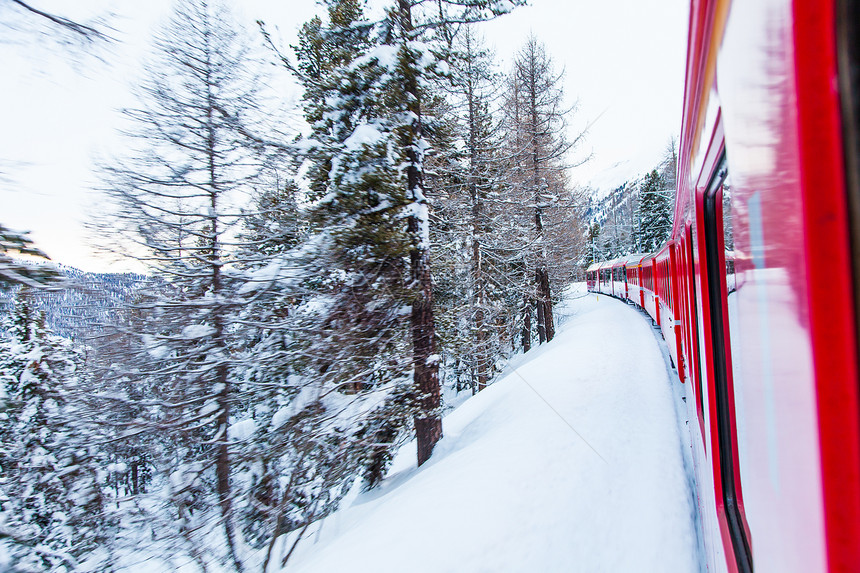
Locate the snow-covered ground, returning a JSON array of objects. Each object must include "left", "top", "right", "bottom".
[{"left": 278, "top": 284, "right": 702, "bottom": 573}]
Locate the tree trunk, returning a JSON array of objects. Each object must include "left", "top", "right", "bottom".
[
  {"left": 206, "top": 82, "right": 240, "bottom": 570},
  {"left": 537, "top": 267, "right": 554, "bottom": 341},
  {"left": 411, "top": 249, "right": 442, "bottom": 466},
  {"left": 523, "top": 39, "right": 556, "bottom": 347},
  {"left": 536, "top": 274, "right": 547, "bottom": 344},
  {"left": 521, "top": 297, "right": 531, "bottom": 353},
  {"left": 399, "top": 0, "right": 442, "bottom": 466},
  {"left": 466, "top": 43, "right": 488, "bottom": 393},
  {"left": 475, "top": 307, "right": 487, "bottom": 391}
]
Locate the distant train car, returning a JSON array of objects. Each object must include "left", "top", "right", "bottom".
[
  {"left": 588, "top": 0, "right": 860, "bottom": 570},
  {"left": 623, "top": 253, "right": 649, "bottom": 308}
]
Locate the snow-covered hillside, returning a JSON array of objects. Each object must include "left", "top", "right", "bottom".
[{"left": 277, "top": 285, "right": 702, "bottom": 573}]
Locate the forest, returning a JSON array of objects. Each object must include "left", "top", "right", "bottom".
[{"left": 0, "top": 0, "right": 674, "bottom": 570}]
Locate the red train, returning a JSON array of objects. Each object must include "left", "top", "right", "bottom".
[{"left": 587, "top": 0, "right": 860, "bottom": 570}]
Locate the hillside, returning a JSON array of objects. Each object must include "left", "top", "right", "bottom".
[
  {"left": 0, "top": 264, "right": 146, "bottom": 338},
  {"left": 274, "top": 286, "right": 702, "bottom": 572}
]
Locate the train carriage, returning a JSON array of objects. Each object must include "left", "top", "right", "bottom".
[
  {"left": 654, "top": 243, "right": 683, "bottom": 371},
  {"left": 608, "top": 257, "right": 626, "bottom": 299},
  {"left": 623, "top": 253, "right": 649, "bottom": 308},
  {"left": 676, "top": 0, "right": 860, "bottom": 570},
  {"left": 640, "top": 255, "right": 659, "bottom": 324},
  {"left": 588, "top": 0, "right": 860, "bottom": 569}
]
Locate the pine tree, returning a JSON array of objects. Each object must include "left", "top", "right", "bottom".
[
  {"left": 0, "top": 224, "right": 62, "bottom": 291},
  {"left": 637, "top": 168, "right": 673, "bottom": 252},
  {"left": 0, "top": 289, "right": 112, "bottom": 571},
  {"left": 288, "top": 0, "right": 527, "bottom": 470}
]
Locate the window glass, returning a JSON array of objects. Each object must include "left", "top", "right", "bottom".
[
  {"left": 707, "top": 162, "right": 752, "bottom": 572},
  {"left": 724, "top": 180, "right": 736, "bottom": 295},
  {"left": 723, "top": 171, "right": 748, "bottom": 495}
]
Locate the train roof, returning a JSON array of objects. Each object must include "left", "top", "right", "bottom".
[
  {"left": 587, "top": 253, "right": 653, "bottom": 273},
  {"left": 621, "top": 253, "right": 650, "bottom": 265},
  {"left": 587, "top": 259, "right": 617, "bottom": 272}
]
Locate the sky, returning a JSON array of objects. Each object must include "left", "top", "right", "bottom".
[{"left": 0, "top": 0, "right": 688, "bottom": 272}]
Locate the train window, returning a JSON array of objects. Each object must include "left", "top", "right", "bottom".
[
  {"left": 724, "top": 181, "right": 736, "bottom": 295},
  {"left": 665, "top": 261, "right": 671, "bottom": 308},
  {"left": 686, "top": 225, "right": 705, "bottom": 430},
  {"left": 837, "top": 0, "right": 860, "bottom": 349},
  {"left": 704, "top": 157, "right": 752, "bottom": 573}
]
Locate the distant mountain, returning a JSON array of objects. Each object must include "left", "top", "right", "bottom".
[{"left": 0, "top": 263, "right": 147, "bottom": 339}]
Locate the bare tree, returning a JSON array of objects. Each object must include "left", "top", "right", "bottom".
[
  {"left": 502, "top": 36, "right": 586, "bottom": 349},
  {"left": 98, "top": 1, "right": 280, "bottom": 569},
  {"left": 2, "top": 0, "right": 111, "bottom": 42}
]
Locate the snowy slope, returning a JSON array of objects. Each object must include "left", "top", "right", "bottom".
[{"left": 278, "top": 285, "right": 701, "bottom": 573}]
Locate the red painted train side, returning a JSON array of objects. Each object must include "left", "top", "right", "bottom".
[{"left": 587, "top": 0, "right": 860, "bottom": 570}]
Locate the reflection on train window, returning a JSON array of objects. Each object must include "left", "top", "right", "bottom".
[
  {"left": 706, "top": 159, "right": 752, "bottom": 573},
  {"left": 724, "top": 177, "right": 736, "bottom": 295},
  {"left": 723, "top": 169, "right": 750, "bottom": 541}
]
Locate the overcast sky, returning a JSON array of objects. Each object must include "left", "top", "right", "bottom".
[{"left": 0, "top": 0, "right": 688, "bottom": 272}]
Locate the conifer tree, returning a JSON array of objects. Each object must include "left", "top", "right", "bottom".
[
  {"left": 377, "top": 0, "right": 529, "bottom": 463},
  {"left": 0, "top": 289, "right": 111, "bottom": 571},
  {"left": 0, "top": 224, "right": 62, "bottom": 290},
  {"left": 637, "top": 168, "right": 673, "bottom": 252},
  {"left": 290, "top": 0, "right": 527, "bottom": 468}
]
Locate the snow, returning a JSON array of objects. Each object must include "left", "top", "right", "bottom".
[
  {"left": 228, "top": 419, "right": 256, "bottom": 442},
  {"left": 277, "top": 284, "right": 701, "bottom": 572},
  {"left": 356, "top": 45, "right": 400, "bottom": 71},
  {"left": 181, "top": 324, "right": 216, "bottom": 339},
  {"left": 237, "top": 261, "right": 283, "bottom": 294},
  {"left": 141, "top": 334, "right": 169, "bottom": 359},
  {"left": 198, "top": 400, "right": 219, "bottom": 418},
  {"left": 343, "top": 123, "right": 385, "bottom": 152},
  {"left": 492, "top": 0, "right": 517, "bottom": 13}
]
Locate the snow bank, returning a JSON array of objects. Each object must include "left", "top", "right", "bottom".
[{"left": 280, "top": 285, "right": 700, "bottom": 572}]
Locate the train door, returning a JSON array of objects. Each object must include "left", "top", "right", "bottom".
[{"left": 703, "top": 158, "right": 752, "bottom": 573}]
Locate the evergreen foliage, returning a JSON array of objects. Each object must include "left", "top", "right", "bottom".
[
  {"left": 589, "top": 138, "right": 677, "bottom": 260},
  {"left": 637, "top": 168, "right": 673, "bottom": 252},
  {"left": 0, "top": 289, "right": 112, "bottom": 571},
  {"left": 0, "top": 224, "right": 62, "bottom": 291}
]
